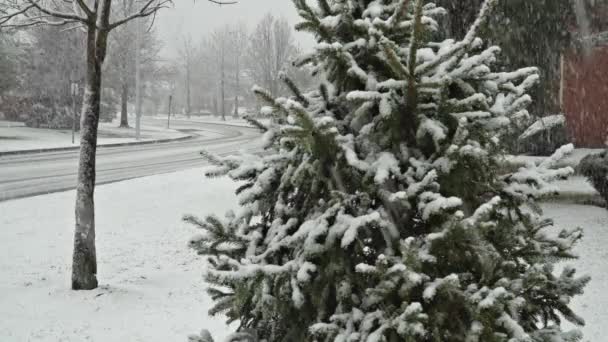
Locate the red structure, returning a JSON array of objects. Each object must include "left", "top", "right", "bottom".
[
  {"left": 563, "top": 45, "right": 608, "bottom": 147},
  {"left": 562, "top": 1, "right": 608, "bottom": 147}
]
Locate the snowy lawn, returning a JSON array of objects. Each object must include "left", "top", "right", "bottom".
[
  {"left": 0, "top": 120, "right": 189, "bottom": 153},
  {"left": 0, "top": 168, "right": 236, "bottom": 342},
  {"left": 0, "top": 169, "right": 607, "bottom": 341},
  {"left": 542, "top": 203, "right": 608, "bottom": 342},
  {"left": 545, "top": 176, "right": 604, "bottom": 206}
]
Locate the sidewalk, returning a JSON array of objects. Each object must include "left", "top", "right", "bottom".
[
  {"left": 544, "top": 176, "right": 603, "bottom": 206},
  {"left": 0, "top": 120, "right": 191, "bottom": 155}
]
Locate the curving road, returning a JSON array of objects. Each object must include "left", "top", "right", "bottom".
[{"left": 0, "top": 119, "right": 261, "bottom": 202}]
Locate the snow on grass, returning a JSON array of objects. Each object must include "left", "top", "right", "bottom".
[
  {"left": 0, "top": 167, "right": 607, "bottom": 342},
  {"left": 0, "top": 120, "right": 189, "bottom": 153},
  {"left": 552, "top": 176, "right": 597, "bottom": 196},
  {"left": 543, "top": 203, "right": 608, "bottom": 342},
  {"left": 0, "top": 168, "right": 237, "bottom": 342}
]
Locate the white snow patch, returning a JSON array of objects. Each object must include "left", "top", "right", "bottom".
[{"left": 0, "top": 168, "right": 238, "bottom": 341}]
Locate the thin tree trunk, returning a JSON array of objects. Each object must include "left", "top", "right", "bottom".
[
  {"left": 234, "top": 53, "right": 239, "bottom": 119},
  {"left": 221, "top": 40, "right": 226, "bottom": 121},
  {"left": 72, "top": 10, "right": 110, "bottom": 289},
  {"left": 185, "top": 67, "right": 191, "bottom": 118},
  {"left": 135, "top": 17, "right": 142, "bottom": 140},
  {"left": 119, "top": 82, "right": 129, "bottom": 128}
]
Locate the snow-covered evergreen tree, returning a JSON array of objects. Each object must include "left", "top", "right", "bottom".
[{"left": 187, "top": 0, "right": 589, "bottom": 341}]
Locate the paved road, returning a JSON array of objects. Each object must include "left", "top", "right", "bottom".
[{"left": 0, "top": 119, "right": 261, "bottom": 202}]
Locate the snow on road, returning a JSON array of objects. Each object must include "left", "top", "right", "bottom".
[
  {"left": 0, "top": 168, "right": 236, "bottom": 342},
  {"left": 0, "top": 120, "right": 191, "bottom": 153},
  {"left": 0, "top": 168, "right": 607, "bottom": 341}
]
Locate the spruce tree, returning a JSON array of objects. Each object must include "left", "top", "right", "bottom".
[{"left": 187, "top": 1, "right": 589, "bottom": 341}]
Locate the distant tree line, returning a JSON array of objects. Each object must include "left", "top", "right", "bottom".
[
  {"left": 171, "top": 13, "right": 314, "bottom": 120},
  {"left": 0, "top": 12, "right": 312, "bottom": 127}
]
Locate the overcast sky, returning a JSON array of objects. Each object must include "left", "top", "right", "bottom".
[{"left": 155, "top": 0, "right": 315, "bottom": 59}]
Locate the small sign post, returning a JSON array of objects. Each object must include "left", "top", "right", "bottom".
[
  {"left": 167, "top": 95, "right": 172, "bottom": 129},
  {"left": 71, "top": 83, "right": 78, "bottom": 144}
]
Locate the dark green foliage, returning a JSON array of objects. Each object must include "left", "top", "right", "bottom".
[{"left": 579, "top": 151, "right": 608, "bottom": 205}]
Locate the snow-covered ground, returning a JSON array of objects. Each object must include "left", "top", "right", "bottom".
[
  {"left": 0, "top": 169, "right": 606, "bottom": 341},
  {"left": 543, "top": 203, "right": 608, "bottom": 342},
  {"left": 0, "top": 120, "right": 189, "bottom": 153},
  {"left": 0, "top": 168, "right": 236, "bottom": 342}
]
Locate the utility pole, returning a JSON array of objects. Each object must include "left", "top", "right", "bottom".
[
  {"left": 71, "top": 82, "right": 78, "bottom": 144},
  {"left": 185, "top": 58, "right": 191, "bottom": 118},
  {"left": 135, "top": 17, "right": 142, "bottom": 140},
  {"left": 234, "top": 38, "right": 239, "bottom": 119},
  {"left": 221, "top": 36, "right": 226, "bottom": 121},
  {"left": 167, "top": 95, "right": 172, "bottom": 128}
]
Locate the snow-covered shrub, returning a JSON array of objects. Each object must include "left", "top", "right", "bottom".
[
  {"left": 0, "top": 95, "right": 32, "bottom": 122},
  {"left": 187, "top": 0, "right": 589, "bottom": 341},
  {"left": 579, "top": 151, "right": 608, "bottom": 205},
  {"left": 23, "top": 97, "right": 113, "bottom": 129},
  {"left": 25, "top": 102, "right": 77, "bottom": 129}
]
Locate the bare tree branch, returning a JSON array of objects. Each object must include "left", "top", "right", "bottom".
[
  {"left": 0, "top": 0, "right": 90, "bottom": 28},
  {"left": 1, "top": 0, "right": 240, "bottom": 31},
  {"left": 0, "top": 4, "right": 36, "bottom": 27},
  {"left": 24, "top": 0, "right": 90, "bottom": 23},
  {"left": 74, "top": 0, "right": 93, "bottom": 18},
  {"left": 207, "top": 0, "right": 238, "bottom": 4},
  {"left": 107, "top": 0, "right": 172, "bottom": 31}
]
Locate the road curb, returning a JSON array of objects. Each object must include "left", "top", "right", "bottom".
[
  {"left": 0, "top": 134, "right": 194, "bottom": 157},
  {"left": 161, "top": 118, "right": 258, "bottom": 130}
]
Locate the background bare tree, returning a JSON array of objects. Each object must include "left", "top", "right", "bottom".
[
  {"left": 247, "top": 14, "right": 296, "bottom": 97},
  {"left": 178, "top": 34, "right": 196, "bottom": 117},
  {"left": 163, "top": 16, "right": 304, "bottom": 119},
  {"left": 229, "top": 22, "right": 247, "bottom": 118},
  {"left": 0, "top": 32, "right": 22, "bottom": 98},
  {"left": 105, "top": 0, "right": 138, "bottom": 128},
  {"left": 105, "top": 2, "right": 161, "bottom": 128},
  {"left": 207, "top": 26, "right": 232, "bottom": 120}
]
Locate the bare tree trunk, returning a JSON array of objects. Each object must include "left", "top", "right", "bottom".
[
  {"left": 220, "top": 39, "right": 226, "bottom": 121},
  {"left": 72, "top": 10, "right": 110, "bottom": 290},
  {"left": 135, "top": 17, "right": 142, "bottom": 140},
  {"left": 185, "top": 69, "right": 191, "bottom": 118},
  {"left": 119, "top": 82, "right": 129, "bottom": 128},
  {"left": 233, "top": 52, "right": 239, "bottom": 119}
]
